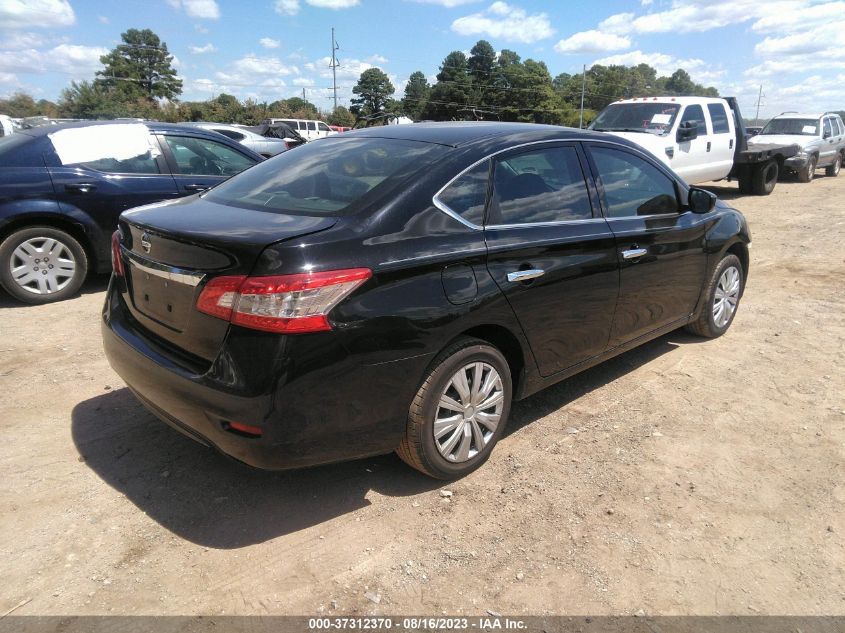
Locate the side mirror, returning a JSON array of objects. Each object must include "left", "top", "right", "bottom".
[
  {"left": 688, "top": 186, "right": 716, "bottom": 213},
  {"left": 677, "top": 121, "right": 698, "bottom": 143}
]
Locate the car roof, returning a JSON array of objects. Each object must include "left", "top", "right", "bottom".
[
  {"left": 773, "top": 112, "right": 833, "bottom": 120},
  {"left": 341, "top": 121, "right": 625, "bottom": 149},
  {"left": 611, "top": 96, "right": 725, "bottom": 105},
  {"left": 17, "top": 120, "right": 230, "bottom": 139}
]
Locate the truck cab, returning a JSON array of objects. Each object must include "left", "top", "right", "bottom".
[{"left": 589, "top": 96, "right": 737, "bottom": 184}]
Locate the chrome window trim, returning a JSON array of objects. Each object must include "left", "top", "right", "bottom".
[
  {"left": 431, "top": 137, "right": 675, "bottom": 230},
  {"left": 121, "top": 246, "right": 206, "bottom": 287}
]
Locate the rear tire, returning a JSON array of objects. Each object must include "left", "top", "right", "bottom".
[
  {"left": 396, "top": 337, "right": 512, "bottom": 479},
  {"left": 0, "top": 226, "right": 88, "bottom": 304},
  {"left": 798, "top": 155, "right": 817, "bottom": 183},
  {"left": 685, "top": 254, "right": 744, "bottom": 339},
  {"left": 825, "top": 154, "right": 841, "bottom": 177},
  {"left": 751, "top": 160, "right": 778, "bottom": 195}
]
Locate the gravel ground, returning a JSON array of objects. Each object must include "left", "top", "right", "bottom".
[{"left": 0, "top": 175, "right": 843, "bottom": 616}]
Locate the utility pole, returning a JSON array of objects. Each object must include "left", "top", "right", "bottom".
[
  {"left": 330, "top": 27, "right": 340, "bottom": 112},
  {"left": 579, "top": 64, "right": 587, "bottom": 129},
  {"left": 302, "top": 87, "right": 306, "bottom": 101},
  {"left": 755, "top": 85, "right": 763, "bottom": 122}
]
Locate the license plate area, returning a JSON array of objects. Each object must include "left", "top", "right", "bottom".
[{"left": 127, "top": 257, "right": 203, "bottom": 332}]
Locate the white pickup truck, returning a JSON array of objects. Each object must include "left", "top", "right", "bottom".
[{"left": 590, "top": 96, "right": 799, "bottom": 195}]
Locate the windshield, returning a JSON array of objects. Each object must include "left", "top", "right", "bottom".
[
  {"left": 590, "top": 103, "right": 681, "bottom": 136},
  {"left": 760, "top": 118, "right": 819, "bottom": 136},
  {"left": 204, "top": 136, "right": 448, "bottom": 216}
]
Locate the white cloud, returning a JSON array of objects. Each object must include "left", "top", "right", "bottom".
[
  {"left": 166, "top": 0, "right": 220, "bottom": 20},
  {"left": 98, "top": 15, "right": 110, "bottom": 24},
  {"left": 292, "top": 77, "right": 315, "bottom": 86},
  {"left": 307, "top": 0, "right": 359, "bottom": 7},
  {"left": 275, "top": 0, "right": 299, "bottom": 14},
  {"left": 0, "top": 0, "right": 74, "bottom": 29},
  {"left": 194, "top": 23, "right": 209, "bottom": 33},
  {"left": 259, "top": 37, "right": 281, "bottom": 49},
  {"left": 592, "top": 50, "right": 709, "bottom": 79},
  {"left": 409, "top": 0, "right": 481, "bottom": 6},
  {"left": 189, "top": 43, "right": 216, "bottom": 54},
  {"left": 0, "top": 31, "right": 49, "bottom": 49},
  {"left": 452, "top": 1, "right": 554, "bottom": 44},
  {"left": 368, "top": 54, "right": 388, "bottom": 63},
  {"left": 554, "top": 30, "right": 631, "bottom": 54},
  {"left": 0, "top": 43, "right": 107, "bottom": 77}
]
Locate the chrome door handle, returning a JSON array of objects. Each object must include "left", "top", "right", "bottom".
[
  {"left": 507, "top": 269, "right": 545, "bottom": 283},
  {"left": 622, "top": 247, "right": 648, "bottom": 260}
]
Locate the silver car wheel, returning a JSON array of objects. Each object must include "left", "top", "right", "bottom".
[
  {"left": 713, "top": 265, "right": 741, "bottom": 328},
  {"left": 9, "top": 236, "right": 77, "bottom": 295},
  {"left": 434, "top": 361, "right": 504, "bottom": 463}
]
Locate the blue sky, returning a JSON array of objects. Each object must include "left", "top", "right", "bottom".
[{"left": 1, "top": 0, "right": 843, "bottom": 117}]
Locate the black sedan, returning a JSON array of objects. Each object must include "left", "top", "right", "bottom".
[
  {"left": 0, "top": 121, "right": 262, "bottom": 304},
  {"left": 103, "top": 122, "right": 750, "bottom": 479}
]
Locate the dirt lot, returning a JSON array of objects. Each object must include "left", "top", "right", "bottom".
[{"left": 0, "top": 175, "right": 843, "bottom": 617}]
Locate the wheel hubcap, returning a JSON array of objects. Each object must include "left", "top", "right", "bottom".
[
  {"left": 713, "top": 265, "right": 740, "bottom": 328},
  {"left": 9, "top": 237, "right": 76, "bottom": 295},
  {"left": 434, "top": 361, "right": 504, "bottom": 463}
]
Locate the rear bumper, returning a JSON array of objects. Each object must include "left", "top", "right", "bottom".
[{"left": 101, "top": 281, "right": 432, "bottom": 470}]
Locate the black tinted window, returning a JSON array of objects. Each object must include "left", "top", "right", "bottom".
[
  {"left": 307, "top": 122, "right": 316, "bottom": 131},
  {"left": 681, "top": 105, "right": 708, "bottom": 135},
  {"left": 205, "top": 137, "right": 447, "bottom": 216},
  {"left": 80, "top": 151, "right": 160, "bottom": 174},
  {"left": 489, "top": 146, "right": 591, "bottom": 225},
  {"left": 823, "top": 118, "right": 832, "bottom": 137},
  {"left": 590, "top": 146, "right": 678, "bottom": 218},
  {"left": 707, "top": 103, "right": 730, "bottom": 134},
  {"left": 164, "top": 135, "right": 256, "bottom": 176},
  {"left": 437, "top": 161, "right": 489, "bottom": 226},
  {"left": 215, "top": 129, "right": 245, "bottom": 141}
]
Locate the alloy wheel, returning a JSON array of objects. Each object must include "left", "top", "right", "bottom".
[
  {"left": 713, "top": 265, "right": 741, "bottom": 328},
  {"left": 9, "top": 236, "right": 77, "bottom": 295},
  {"left": 434, "top": 361, "right": 504, "bottom": 463}
]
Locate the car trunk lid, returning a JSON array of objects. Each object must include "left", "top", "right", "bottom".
[{"left": 116, "top": 196, "right": 337, "bottom": 363}]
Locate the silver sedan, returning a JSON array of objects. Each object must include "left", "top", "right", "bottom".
[{"left": 178, "top": 122, "right": 288, "bottom": 157}]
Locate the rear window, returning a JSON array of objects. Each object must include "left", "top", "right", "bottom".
[{"left": 204, "top": 137, "right": 448, "bottom": 216}]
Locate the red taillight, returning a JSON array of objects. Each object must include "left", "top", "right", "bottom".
[
  {"left": 111, "top": 230, "right": 124, "bottom": 276},
  {"left": 196, "top": 268, "right": 372, "bottom": 334},
  {"left": 226, "top": 421, "right": 263, "bottom": 437}
]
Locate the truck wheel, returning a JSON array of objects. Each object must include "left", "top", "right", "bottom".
[
  {"left": 825, "top": 154, "right": 841, "bottom": 177},
  {"left": 0, "top": 226, "right": 88, "bottom": 304},
  {"left": 751, "top": 160, "right": 778, "bottom": 195},
  {"left": 797, "top": 155, "right": 817, "bottom": 183}
]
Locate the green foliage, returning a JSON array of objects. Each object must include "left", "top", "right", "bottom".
[
  {"left": 0, "top": 92, "right": 59, "bottom": 118},
  {"left": 402, "top": 71, "right": 430, "bottom": 120},
  {"left": 96, "top": 29, "right": 182, "bottom": 102},
  {"left": 350, "top": 68, "right": 395, "bottom": 118},
  {"left": 328, "top": 106, "right": 355, "bottom": 127},
  {"left": 423, "top": 51, "right": 472, "bottom": 120}
]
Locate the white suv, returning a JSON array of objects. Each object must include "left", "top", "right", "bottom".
[
  {"left": 749, "top": 112, "right": 845, "bottom": 182},
  {"left": 265, "top": 118, "right": 336, "bottom": 142}
]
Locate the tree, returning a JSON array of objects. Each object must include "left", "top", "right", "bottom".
[
  {"left": 328, "top": 106, "right": 355, "bottom": 127},
  {"left": 665, "top": 69, "right": 695, "bottom": 96},
  {"left": 424, "top": 51, "right": 472, "bottom": 120},
  {"left": 402, "top": 71, "right": 430, "bottom": 120},
  {"left": 467, "top": 39, "right": 496, "bottom": 105},
  {"left": 96, "top": 28, "right": 182, "bottom": 101},
  {"left": 350, "top": 68, "right": 395, "bottom": 118}
]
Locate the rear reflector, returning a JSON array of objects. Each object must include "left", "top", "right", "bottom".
[
  {"left": 196, "top": 268, "right": 372, "bottom": 334},
  {"left": 111, "top": 230, "right": 124, "bottom": 277}
]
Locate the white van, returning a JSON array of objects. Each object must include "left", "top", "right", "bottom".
[
  {"left": 265, "top": 118, "right": 336, "bottom": 142},
  {"left": 0, "top": 115, "right": 14, "bottom": 137}
]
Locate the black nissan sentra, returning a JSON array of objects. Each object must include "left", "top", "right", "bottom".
[{"left": 103, "top": 122, "right": 750, "bottom": 479}]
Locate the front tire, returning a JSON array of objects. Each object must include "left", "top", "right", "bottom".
[
  {"left": 397, "top": 337, "right": 512, "bottom": 479},
  {"left": 0, "top": 227, "right": 88, "bottom": 304},
  {"left": 798, "top": 155, "right": 817, "bottom": 183},
  {"left": 825, "top": 154, "right": 841, "bottom": 177},
  {"left": 685, "top": 254, "right": 744, "bottom": 338}
]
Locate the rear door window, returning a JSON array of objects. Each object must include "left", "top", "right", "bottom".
[
  {"left": 307, "top": 121, "right": 316, "bottom": 132},
  {"left": 823, "top": 118, "right": 832, "bottom": 138},
  {"left": 489, "top": 145, "right": 592, "bottom": 225},
  {"left": 707, "top": 103, "right": 730, "bottom": 134}
]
